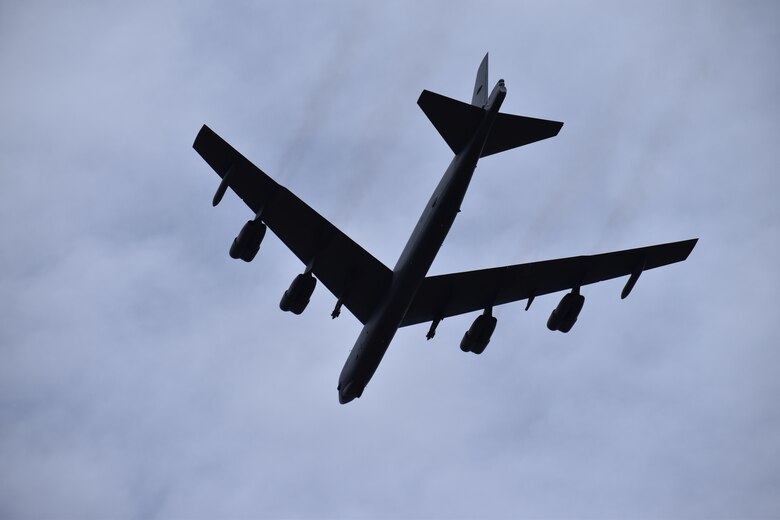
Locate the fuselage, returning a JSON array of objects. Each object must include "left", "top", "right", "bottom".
[{"left": 338, "top": 80, "right": 507, "bottom": 403}]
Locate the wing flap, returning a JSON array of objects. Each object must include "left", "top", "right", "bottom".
[
  {"left": 193, "top": 125, "right": 392, "bottom": 324},
  {"left": 400, "top": 238, "right": 698, "bottom": 326}
]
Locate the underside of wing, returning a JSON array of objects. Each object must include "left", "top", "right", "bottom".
[
  {"left": 193, "top": 125, "right": 392, "bottom": 324},
  {"left": 400, "top": 239, "right": 698, "bottom": 327}
]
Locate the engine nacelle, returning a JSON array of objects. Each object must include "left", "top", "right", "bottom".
[
  {"left": 460, "top": 314, "right": 497, "bottom": 354},
  {"left": 279, "top": 273, "right": 317, "bottom": 315},
  {"left": 547, "top": 290, "right": 585, "bottom": 333},
  {"left": 229, "top": 220, "right": 267, "bottom": 262}
]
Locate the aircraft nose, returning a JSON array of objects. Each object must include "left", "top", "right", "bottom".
[{"left": 338, "top": 381, "right": 357, "bottom": 404}]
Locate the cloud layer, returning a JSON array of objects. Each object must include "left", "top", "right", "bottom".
[{"left": 2, "top": 1, "right": 778, "bottom": 518}]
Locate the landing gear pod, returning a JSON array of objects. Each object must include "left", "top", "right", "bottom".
[
  {"left": 229, "top": 220, "right": 267, "bottom": 262},
  {"left": 547, "top": 288, "right": 585, "bottom": 333},
  {"left": 460, "top": 311, "right": 497, "bottom": 354},
  {"left": 280, "top": 273, "right": 317, "bottom": 315}
]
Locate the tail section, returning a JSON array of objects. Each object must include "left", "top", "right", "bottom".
[
  {"left": 472, "top": 53, "right": 489, "bottom": 107},
  {"left": 418, "top": 53, "right": 563, "bottom": 157}
]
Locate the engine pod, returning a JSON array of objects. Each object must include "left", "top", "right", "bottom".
[
  {"left": 229, "top": 219, "right": 267, "bottom": 262},
  {"left": 280, "top": 273, "right": 317, "bottom": 314},
  {"left": 460, "top": 314, "right": 497, "bottom": 354},
  {"left": 547, "top": 292, "right": 585, "bottom": 333}
]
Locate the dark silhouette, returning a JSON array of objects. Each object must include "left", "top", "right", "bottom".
[{"left": 193, "top": 54, "right": 697, "bottom": 404}]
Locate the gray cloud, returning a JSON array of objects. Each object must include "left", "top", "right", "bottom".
[{"left": 1, "top": 1, "right": 779, "bottom": 518}]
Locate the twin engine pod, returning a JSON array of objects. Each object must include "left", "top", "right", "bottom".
[
  {"left": 460, "top": 313, "right": 497, "bottom": 354},
  {"left": 547, "top": 289, "right": 585, "bottom": 333},
  {"left": 279, "top": 272, "right": 317, "bottom": 315},
  {"left": 229, "top": 219, "right": 267, "bottom": 262}
]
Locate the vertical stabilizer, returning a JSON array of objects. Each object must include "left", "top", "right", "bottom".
[{"left": 472, "top": 53, "right": 489, "bottom": 107}]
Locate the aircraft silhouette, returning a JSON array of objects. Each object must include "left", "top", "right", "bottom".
[{"left": 194, "top": 54, "right": 697, "bottom": 404}]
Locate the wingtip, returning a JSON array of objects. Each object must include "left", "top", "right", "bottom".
[
  {"left": 193, "top": 124, "right": 212, "bottom": 149},
  {"left": 680, "top": 238, "right": 699, "bottom": 261}
]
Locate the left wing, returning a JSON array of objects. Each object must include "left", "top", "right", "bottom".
[
  {"left": 193, "top": 125, "right": 392, "bottom": 324},
  {"left": 400, "top": 239, "right": 698, "bottom": 327}
]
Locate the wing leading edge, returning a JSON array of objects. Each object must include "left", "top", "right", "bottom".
[
  {"left": 193, "top": 125, "right": 392, "bottom": 324},
  {"left": 400, "top": 238, "right": 698, "bottom": 327}
]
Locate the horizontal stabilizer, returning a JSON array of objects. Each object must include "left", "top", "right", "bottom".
[
  {"left": 418, "top": 90, "right": 485, "bottom": 155},
  {"left": 480, "top": 112, "right": 563, "bottom": 157}
]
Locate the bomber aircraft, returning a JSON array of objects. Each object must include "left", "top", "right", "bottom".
[{"left": 193, "top": 54, "right": 697, "bottom": 404}]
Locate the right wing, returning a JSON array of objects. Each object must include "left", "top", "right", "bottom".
[
  {"left": 193, "top": 125, "right": 392, "bottom": 324},
  {"left": 400, "top": 239, "right": 698, "bottom": 327}
]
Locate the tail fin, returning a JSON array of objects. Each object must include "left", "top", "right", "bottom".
[
  {"left": 472, "top": 53, "right": 489, "bottom": 107},
  {"left": 418, "top": 53, "right": 564, "bottom": 157}
]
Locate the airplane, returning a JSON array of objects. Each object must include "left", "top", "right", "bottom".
[{"left": 193, "top": 54, "right": 697, "bottom": 404}]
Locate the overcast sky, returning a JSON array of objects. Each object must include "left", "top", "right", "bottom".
[{"left": 2, "top": 1, "right": 779, "bottom": 518}]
